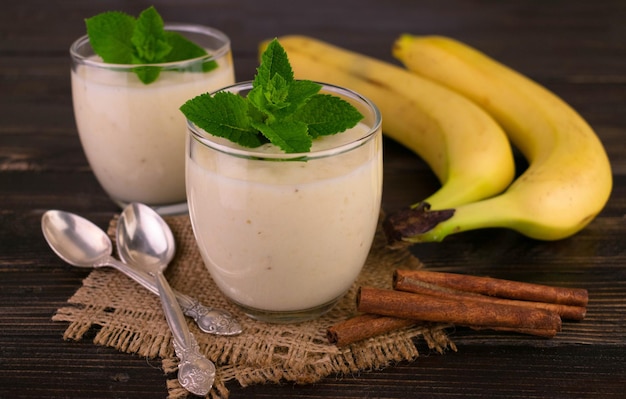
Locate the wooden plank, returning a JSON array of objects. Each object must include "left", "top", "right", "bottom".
[{"left": 1, "top": 0, "right": 624, "bottom": 397}]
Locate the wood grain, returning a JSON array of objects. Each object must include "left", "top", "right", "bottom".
[{"left": 1, "top": 1, "right": 625, "bottom": 398}]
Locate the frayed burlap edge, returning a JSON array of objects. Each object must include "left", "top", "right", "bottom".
[{"left": 53, "top": 213, "right": 455, "bottom": 398}]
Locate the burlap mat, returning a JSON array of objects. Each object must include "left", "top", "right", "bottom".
[{"left": 53, "top": 213, "right": 454, "bottom": 398}]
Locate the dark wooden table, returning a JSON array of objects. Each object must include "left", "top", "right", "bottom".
[{"left": 2, "top": 1, "right": 625, "bottom": 398}]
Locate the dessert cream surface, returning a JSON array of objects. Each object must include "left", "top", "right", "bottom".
[
  {"left": 72, "top": 56, "right": 234, "bottom": 205},
  {"left": 187, "top": 123, "right": 382, "bottom": 311}
]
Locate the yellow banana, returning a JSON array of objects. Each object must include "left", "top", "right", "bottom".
[
  {"left": 387, "top": 35, "right": 612, "bottom": 242},
  {"left": 261, "top": 36, "right": 515, "bottom": 210}
]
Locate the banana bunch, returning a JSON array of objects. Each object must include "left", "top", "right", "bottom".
[
  {"left": 261, "top": 36, "right": 515, "bottom": 210},
  {"left": 386, "top": 35, "right": 612, "bottom": 242},
  {"left": 261, "top": 35, "right": 612, "bottom": 243}
]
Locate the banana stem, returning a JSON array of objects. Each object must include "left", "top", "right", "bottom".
[{"left": 385, "top": 196, "right": 521, "bottom": 244}]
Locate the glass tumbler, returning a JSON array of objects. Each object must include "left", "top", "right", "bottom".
[
  {"left": 70, "top": 24, "right": 235, "bottom": 215},
  {"left": 186, "top": 81, "right": 383, "bottom": 323}
]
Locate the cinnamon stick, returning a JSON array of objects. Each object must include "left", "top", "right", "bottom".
[
  {"left": 393, "top": 273, "right": 586, "bottom": 320},
  {"left": 467, "top": 325, "right": 558, "bottom": 338},
  {"left": 357, "top": 286, "right": 562, "bottom": 333},
  {"left": 394, "top": 269, "right": 588, "bottom": 307},
  {"left": 327, "top": 314, "right": 416, "bottom": 347}
]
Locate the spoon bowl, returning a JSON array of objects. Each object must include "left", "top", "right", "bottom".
[
  {"left": 41, "top": 210, "right": 113, "bottom": 267},
  {"left": 41, "top": 209, "right": 241, "bottom": 336},
  {"left": 116, "top": 202, "right": 175, "bottom": 275}
]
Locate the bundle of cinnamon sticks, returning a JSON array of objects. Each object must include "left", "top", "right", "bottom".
[{"left": 327, "top": 270, "right": 588, "bottom": 347}]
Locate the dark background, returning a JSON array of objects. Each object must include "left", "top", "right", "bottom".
[{"left": 1, "top": 1, "right": 625, "bottom": 398}]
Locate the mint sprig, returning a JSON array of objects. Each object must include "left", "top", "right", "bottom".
[
  {"left": 180, "top": 39, "right": 364, "bottom": 154},
  {"left": 85, "top": 6, "right": 217, "bottom": 84}
]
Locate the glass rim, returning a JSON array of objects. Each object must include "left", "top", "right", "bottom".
[
  {"left": 187, "top": 80, "right": 383, "bottom": 161},
  {"left": 70, "top": 23, "right": 231, "bottom": 69}
]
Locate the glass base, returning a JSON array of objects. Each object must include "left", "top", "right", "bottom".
[
  {"left": 112, "top": 199, "right": 188, "bottom": 216},
  {"left": 231, "top": 295, "right": 344, "bottom": 324}
]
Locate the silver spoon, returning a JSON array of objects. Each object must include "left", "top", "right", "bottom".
[
  {"left": 41, "top": 210, "right": 242, "bottom": 336},
  {"left": 117, "top": 202, "right": 215, "bottom": 396},
  {"left": 114, "top": 206, "right": 242, "bottom": 337}
]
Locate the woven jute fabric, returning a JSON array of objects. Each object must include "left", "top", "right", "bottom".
[{"left": 53, "top": 214, "right": 454, "bottom": 398}]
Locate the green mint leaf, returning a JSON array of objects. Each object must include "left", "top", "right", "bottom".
[
  {"left": 132, "top": 66, "right": 162, "bottom": 85},
  {"left": 248, "top": 73, "right": 291, "bottom": 121},
  {"left": 85, "top": 11, "right": 136, "bottom": 64},
  {"left": 180, "top": 38, "right": 364, "bottom": 154},
  {"left": 287, "top": 80, "right": 322, "bottom": 105},
  {"left": 128, "top": 6, "right": 171, "bottom": 83},
  {"left": 202, "top": 60, "right": 219, "bottom": 73},
  {"left": 280, "top": 79, "right": 322, "bottom": 118},
  {"left": 252, "top": 119, "right": 312, "bottom": 153},
  {"left": 180, "top": 92, "right": 264, "bottom": 148},
  {"left": 164, "top": 31, "right": 217, "bottom": 73},
  {"left": 293, "top": 93, "right": 363, "bottom": 138},
  {"left": 85, "top": 6, "right": 217, "bottom": 84},
  {"left": 164, "top": 31, "right": 206, "bottom": 61},
  {"left": 253, "top": 39, "right": 293, "bottom": 88},
  {"left": 131, "top": 6, "right": 172, "bottom": 64},
  {"left": 248, "top": 77, "right": 321, "bottom": 123}
]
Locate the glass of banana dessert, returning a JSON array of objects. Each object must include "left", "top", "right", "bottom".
[
  {"left": 184, "top": 80, "right": 383, "bottom": 323},
  {"left": 70, "top": 8, "right": 235, "bottom": 214}
]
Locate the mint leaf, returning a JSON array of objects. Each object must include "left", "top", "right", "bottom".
[
  {"left": 164, "top": 31, "right": 218, "bottom": 74},
  {"left": 85, "top": 11, "right": 136, "bottom": 64},
  {"left": 248, "top": 40, "right": 298, "bottom": 122},
  {"left": 181, "top": 92, "right": 264, "bottom": 148},
  {"left": 279, "top": 80, "right": 322, "bottom": 119},
  {"left": 253, "top": 39, "right": 294, "bottom": 88},
  {"left": 163, "top": 31, "right": 205, "bottom": 61},
  {"left": 248, "top": 74, "right": 322, "bottom": 127},
  {"left": 252, "top": 119, "right": 312, "bottom": 153},
  {"left": 131, "top": 6, "right": 172, "bottom": 64},
  {"left": 294, "top": 93, "right": 364, "bottom": 138},
  {"left": 248, "top": 73, "right": 291, "bottom": 121},
  {"left": 85, "top": 6, "right": 215, "bottom": 84},
  {"left": 287, "top": 80, "right": 323, "bottom": 105},
  {"left": 180, "top": 38, "right": 364, "bottom": 154},
  {"left": 128, "top": 6, "right": 171, "bottom": 83},
  {"left": 131, "top": 66, "right": 162, "bottom": 85}
]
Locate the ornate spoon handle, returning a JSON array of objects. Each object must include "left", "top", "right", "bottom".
[
  {"left": 103, "top": 258, "right": 242, "bottom": 335},
  {"left": 175, "top": 292, "right": 243, "bottom": 335},
  {"left": 156, "top": 272, "right": 215, "bottom": 396}
]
